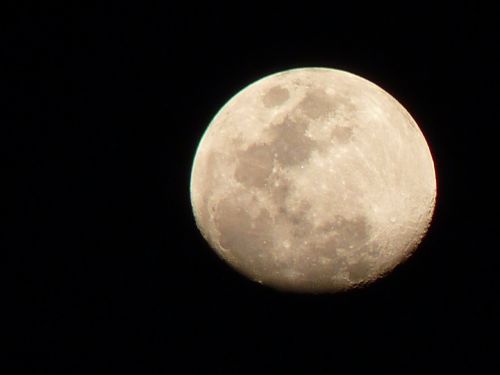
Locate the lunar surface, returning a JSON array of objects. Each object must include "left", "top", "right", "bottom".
[{"left": 190, "top": 67, "right": 436, "bottom": 293}]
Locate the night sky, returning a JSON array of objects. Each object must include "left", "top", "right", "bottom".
[{"left": 5, "top": 2, "right": 499, "bottom": 373}]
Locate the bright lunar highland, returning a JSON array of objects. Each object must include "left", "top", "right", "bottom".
[{"left": 190, "top": 67, "right": 436, "bottom": 293}]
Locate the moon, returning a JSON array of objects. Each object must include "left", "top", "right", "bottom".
[{"left": 190, "top": 67, "right": 436, "bottom": 293}]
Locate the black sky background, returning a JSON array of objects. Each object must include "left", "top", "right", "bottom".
[{"left": 4, "top": 1, "right": 499, "bottom": 373}]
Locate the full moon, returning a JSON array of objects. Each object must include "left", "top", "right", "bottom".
[{"left": 190, "top": 67, "right": 436, "bottom": 293}]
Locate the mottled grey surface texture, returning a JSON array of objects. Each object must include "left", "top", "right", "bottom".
[{"left": 190, "top": 68, "right": 436, "bottom": 293}]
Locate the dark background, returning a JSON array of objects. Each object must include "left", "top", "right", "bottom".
[{"left": 4, "top": 1, "right": 499, "bottom": 373}]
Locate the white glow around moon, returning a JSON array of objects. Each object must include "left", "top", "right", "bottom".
[{"left": 190, "top": 67, "right": 436, "bottom": 293}]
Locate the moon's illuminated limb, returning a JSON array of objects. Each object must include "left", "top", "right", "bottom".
[{"left": 190, "top": 67, "right": 436, "bottom": 293}]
